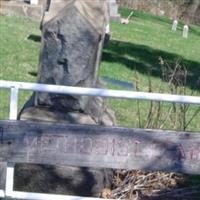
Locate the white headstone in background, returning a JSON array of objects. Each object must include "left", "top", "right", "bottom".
[
  {"left": 30, "top": 0, "right": 38, "bottom": 5},
  {"left": 172, "top": 20, "right": 178, "bottom": 31},
  {"left": 183, "top": 25, "right": 189, "bottom": 38},
  {"left": 108, "top": 0, "right": 120, "bottom": 21},
  {"left": 105, "top": 23, "right": 110, "bottom": 34}
]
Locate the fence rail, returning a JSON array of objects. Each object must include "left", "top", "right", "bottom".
[{"left": 1, "top": 80, "right": 200, "bottom": 105}]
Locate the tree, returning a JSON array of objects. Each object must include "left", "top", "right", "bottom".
[{"left": 181, "top": 0, "right": 200, "bottom": 24}]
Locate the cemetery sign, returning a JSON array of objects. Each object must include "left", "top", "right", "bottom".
[{"left": 0, "top": 120, "right": 200, "bottom": 175}]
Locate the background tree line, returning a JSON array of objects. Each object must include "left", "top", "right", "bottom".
[{"left": 117, "top": 0, "right": 200, "bottom": 25}]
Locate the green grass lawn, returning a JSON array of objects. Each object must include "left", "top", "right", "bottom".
[
  {"left": 100, "top": 8, "right": 200, "bottom": 131},
  {"left": 0, "top": 9, "right": 200, "bottom": 131},
  {"left": 0, "top": 16, "right": 40, "bottom": 119}
]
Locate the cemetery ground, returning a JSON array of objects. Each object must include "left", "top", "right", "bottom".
[{"left": 0, "top": 7, "right": 200, "bottom": 199}]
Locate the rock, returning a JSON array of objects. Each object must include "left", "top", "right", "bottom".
[
  {"left": 19, "top": 79, "right": 116, "bottom": 126},
  {"left": 17, "top": 0, "right": 115, "bottom": 197},
  {"left": 14, "top": 164, "right": 113, "bottom": 196},
  {"left": 18, "top": 109, "right": 114, "bottom": 197},
  {"left": 183, "top": 24, "right": 189, "bottom": 38},
  {"left": 20, "top": 107, "right": 96, "bottom": 125},
  {"left": 101, "top": 108, "right": 116, "bottom": 126},
  {"left": 172, "top": 19, "right": 178, "bottom": 31},
  {"left": 108, "top": 0, "right": 121, "bottom": 22},
  {"left": 18, "top": 103, "right": 115, "bottom": 197},
  {"left": 85, "top": 96, "right": 116, "bottom": 126},
  {"left": 35, "top": 0, "right": 109, "bottom": 112}
]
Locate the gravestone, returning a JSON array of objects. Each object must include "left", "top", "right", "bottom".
[
  {"left": 172, "top": 19, "right": 178, "bottom": 31},
  {"left": 18, "top": 0, "right": 115, "bottom": 197},
  {"left": 36, "top": 0, "right": 107, "bottom": 111},
  {"left": 183, "top": 25, "right": 189, "bottom": 38},
  {"left": 108, "top": 0, "right": 121, "bottom": 21},
  {"left": 20, "top": 0, "right": 115, "bottom": 126},
  {"left": 30, "top": 0, "right": 38, "bottom": 5}
]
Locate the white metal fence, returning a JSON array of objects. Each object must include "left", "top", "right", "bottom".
[{"left": 0, "top": 80, "right": 200, "bottom": 200}]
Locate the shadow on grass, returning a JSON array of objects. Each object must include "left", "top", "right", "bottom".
[
  {"left": 28, "top": 71, "right": 37, "bottom": 77},
  {"left": 28, "top": 34, "right": 41, "bottom": 43},
  {"left": 102, "top": 40, "right": 200, "bottom": 90}
]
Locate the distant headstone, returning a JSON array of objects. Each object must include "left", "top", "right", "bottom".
[
  {"left": 183, "top": 25, "right": 189, "bottom": 38},
  {"left": 172, "top": 20, "right": 178, "bottom": 31},
  {"left": 106, "top": 23, "right": 110, "bottom": 35},
  {"left": 108, "top": 0, "right": 120, "bottom": 21},
  {"left": 30, "top": 0, "right": 38, "bottom": 5},
  {"left": 0, "top": 162, "right": 6, "bottom": 190}
]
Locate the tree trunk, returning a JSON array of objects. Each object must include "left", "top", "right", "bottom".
[{"left": 182, "top": 0, "right": 200, "bottom": 24}]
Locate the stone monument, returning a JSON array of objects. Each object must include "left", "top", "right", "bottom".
[
  {"left": 17, "top": 0, "right": 116, "bottom": 197},
  {"left": 20, "top": 0, "right": 115, "bottom": 126},
  {"left": 183, "top": 25, "right": 189, "bottom": 38},
  {"left": 172, "top": 19, "right": 178, "bottom": 31},
  {"left": 30, "top": 0, "right": 38, "bottom": 5},
  {"left": 108, "top": 0, "right": 121, "bottom": 21}
]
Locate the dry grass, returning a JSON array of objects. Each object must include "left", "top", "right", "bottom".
[{"left": 110, "top": 170, "right": 199, "bottom": 200}]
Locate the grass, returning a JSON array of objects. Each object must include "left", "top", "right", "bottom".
[
  {"left": 101, "top": 8, "right": 200, "bottom": 89},
  {"left": 0, "top": 16, "right": 40, "bottom": 119},
  {"left": 100, "top": 8, "right": 200, "bottom": 131}
]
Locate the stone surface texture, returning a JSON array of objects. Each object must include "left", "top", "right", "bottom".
[
  {"left": 0, "top": 162, "right": 6, "bottom": 190},
  {"left": 0, "top": 0, "right": 43, "bottom": 21},
  {"left": 35, "top": 0, "right": 109, "bottom": 113},
  {"left": 15, "top": 164, "right": 113, "bottom": 196},
  {"left": 108, "top": 0, "right": 121, "bottom": 21},
  {"left": 17, "top": 0, "right": 115, "bottom": 197}
]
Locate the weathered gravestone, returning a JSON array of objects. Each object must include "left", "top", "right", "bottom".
[
  {"left": 108, "top": 0, "right": 121, "bottom": 21},
  {"left": 183, "top": 24, "right": 189, "bottom": 38},
  {"left": 20, "top": 0, "right": 115, "bottom": 125},
  {"left": 172, "top": 19, "right": 178, "bottom": 31},
  {"left": 17, "top": 0, "right": 115, "bottom": 197},
  {"left": 30, "top": 0, "right": 38, "bottom": 5}
]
